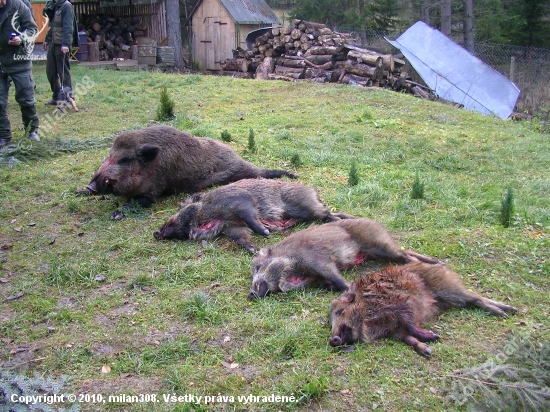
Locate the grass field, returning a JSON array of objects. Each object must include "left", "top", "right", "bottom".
[{"left": 0, "top": 64, "right": 549, "bottom": 411}]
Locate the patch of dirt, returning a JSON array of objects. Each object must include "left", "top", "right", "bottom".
[{"left": 76, "top": 375, "right": 163, "bottom": 395}]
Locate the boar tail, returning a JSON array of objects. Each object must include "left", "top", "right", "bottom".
[{"left": 260, "top": 169, "right": 298, "bottom": 179}]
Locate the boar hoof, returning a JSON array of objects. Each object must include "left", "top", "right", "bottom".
[{"left": 110, "top": 209, "right": 126, "bottom": 221}]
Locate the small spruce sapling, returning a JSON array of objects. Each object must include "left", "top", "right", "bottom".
[
  {"left": 348, "top": 160, "right": 359, "bottom": 186},
  {"left": 156, "top": 86, "right": 175, "bottom": 121},
  {"left": 500, "top": 187, "right": 515, "bottom": 228},
  {"left": 221, "top": 130, "right": 232, "bottom": 142},
  {"left": 290, "top": 153, "right": 302, "bottom": 168},
  {"left": 411, "top": 171, "right": 425, "bottom": 200},
  {"left": 248, "top": 128, "right": 257, "bottom": 153}
]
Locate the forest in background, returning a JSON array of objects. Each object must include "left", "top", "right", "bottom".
[{"left": 264, "top": 0, "right": 550, "bottom": 48}]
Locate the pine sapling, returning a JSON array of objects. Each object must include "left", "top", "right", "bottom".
[
  {"left": 348, "top": 160, "right": 359, "bottom": 186},
  {"left": 290, "top": 153, "right": 302, "bottom": 168},
  {"left": 156, "top": 86, "right": 175, "bottom": 121},
  {"left": 248, "top": 128, "right": 257, "bottom": 153},
  {"left": 500, "top": 187, "right": 515, "bottom": 228},
  {"left": 411, "top": 171, "right": 425, "bottom": 200},
  {"left": 221, "top": 130, "right": 232, "bottom": 142}
]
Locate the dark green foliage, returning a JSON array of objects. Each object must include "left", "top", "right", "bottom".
[
  {"left": 156, "top": 86, "right": 175, "bottom": 121},
  {"left": 348, "top": 160, "right": 359, "bottom": 186},
  {"left": 290, "top": 152, "right": 302, "bottom": 168},
  {"left": 500, "top": 187, "right": 515, "bottom": 227},
  {"left": 411, "top": 171, "right": 425, "bottom": 200},
  {"left": 0, "top": 370, "right": 80, "bottom": 411},
  {"left": 291, "top": 0, "right": 400, "bottom": 29},
  {"left": 248, "top": 127, "right": 257, "bottom": 153},
  {"left": 220, "top": 130, "right": 232, "bottom": 142},
  {"left": 445, "top": 334, "right": 550, "bottom": 411}
]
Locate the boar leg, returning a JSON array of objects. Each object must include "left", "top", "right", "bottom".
[
  {"left": 404, "top": 250, "right": 441, "bottom": 264},
  {"left": 394, "top": 330, "right": 432, "bottom": 358},
  {"left": 233, "top": 209, "right": 270, "bottom": 237},
  {"left": 222, "top": 226, "right": 256, "bottom": 253},
  {"left": 302, "top": 259, "right": 349, "bottom": 291},
  {"left": 469, "top": 296, "right": 518, "bottom": 317},
  {"left": 405, "top": 324, "right": 440, "bottom": 342}
]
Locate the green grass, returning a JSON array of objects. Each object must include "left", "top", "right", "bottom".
[{"left": 0, "top": 64, "right": 549, "bottom": 411}]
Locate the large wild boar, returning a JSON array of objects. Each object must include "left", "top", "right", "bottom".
[
  {"left": 154, "top": 179, "right": 353, "bottom": 253},
  {"left": 248, "top": 218, "right": 439, "bottom": 298},
  {"left": 83, "top": 125, "right": 296, "bottom": 208},
  {"left": 329, "top": 262, "right": 517, "bottom": 357}
]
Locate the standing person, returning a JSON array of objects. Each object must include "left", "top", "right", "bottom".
[
  {"left": 0, "top": 0, "right": 40, "bottom": 147},
  {"left": 42, "top": 0, "right": 76, "bottom": 106}
]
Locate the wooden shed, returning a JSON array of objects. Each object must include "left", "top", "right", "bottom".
[{"left": 189, "top": 0, "right": 280, "bottom": 70}]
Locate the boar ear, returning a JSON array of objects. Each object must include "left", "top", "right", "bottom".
[
  {"left": 137, "top": 145, "right": 160, "bottom": 163},
  {"left": 340, "top": 292, "right": 356, "bottom": 304}
]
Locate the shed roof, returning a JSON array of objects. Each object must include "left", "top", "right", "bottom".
[{"left": 191, "top": 0, "right": 280, "bottom": 25}]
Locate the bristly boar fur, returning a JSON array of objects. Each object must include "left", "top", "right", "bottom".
[
  {"left": 329, "top": 262, "right": 517, "bottom": 357},
  {"left": 83, "top": 125, "right": 296, "bottom": 208},
  {"left": 154, "top": 179, "right": 354, "bottom": 253},
  {"left": 248, "top": 218, "right": 439, "bottom": 299}
]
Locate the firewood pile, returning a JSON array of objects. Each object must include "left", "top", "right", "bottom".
[
  {"left": 79, "top": 14, "right": 148, "bottom": 60},
  {"left": 221, "top": 19, "right": 438, "bottom": 101}
]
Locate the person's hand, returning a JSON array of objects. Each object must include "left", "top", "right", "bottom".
[
  {"left": 61, "top": 45, "right": 69, "bottom": 54},
  {"left": 42, "top": 41, "right": 48, "bottom": 51},
  {"left": 8, "top": 35, "right": 21, "bottom": 46}
]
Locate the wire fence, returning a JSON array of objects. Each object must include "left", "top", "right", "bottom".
[{"left": 339, "top": 27, "right": 550, "bottom": 118}]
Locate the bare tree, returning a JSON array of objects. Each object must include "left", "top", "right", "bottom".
[
  {"left": 421, "top": 0, "right": 430, "bottom": 25},
  {"left": 166, "top": 0, "right": 185, "bottom": 70},
  {"left": 441, "top": 0, "right": 451, "bottom": 36},
  {"left": 463, "top": 0, "right": 474, "bottom": 53}
]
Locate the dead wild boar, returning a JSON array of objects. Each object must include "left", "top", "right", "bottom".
[
  {"left": 248, "top": 218, "right": 439, "bottom": 299},
  {"left": 83, "top": 125, "right": 296, "bottom": 208},
  {"left": 329, "top": 262, "right": 517, "bottom": 357},
  {"left": 153, "top": 179, "right": 354, "bottom": 253}
]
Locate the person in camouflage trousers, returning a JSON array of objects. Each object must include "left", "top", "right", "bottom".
[{"left": 0, "top": 0, "right": 40, "bottom": 147}]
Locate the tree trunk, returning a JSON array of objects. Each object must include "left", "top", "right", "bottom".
[
  {"left": 441, "top": 0, "right": 452, "bottom": 36},
  {"left": 421, "top": 0, "right": 430, "bottom": 25},
  {"left": 165, "top": 0, "right": 185, "bottom": 70},
  {"left": 463, "top": 0, "right": 474, "bottom": 53},
  {"left": 88, "top": 42, "right": 99, "bottom": 62}
]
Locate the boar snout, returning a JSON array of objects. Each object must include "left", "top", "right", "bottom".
[
  {"left": 153, "top": 229, "right": 164, "bottom": 240},
  {"left": 329, "top": 323, "right": 354, "bottom": 347},
  {"left": 248, "top": 280, "right": 270, "bottom": 299},
  {"left": 87, "top": 175, "right": 114, "bottom": 195}
]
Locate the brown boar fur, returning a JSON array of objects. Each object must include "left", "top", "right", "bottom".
[
  {"left": 83, "top": 125, "right": 296, "bottom": 208},
  {"left": 329, "top": 262, "right": 517, "bottom": 357},
  {"left": 154, "top": 179, "right": 354, "bottom": 253},
  {"left": 249, "top": 219, "right": 439, "bottom": 299}
]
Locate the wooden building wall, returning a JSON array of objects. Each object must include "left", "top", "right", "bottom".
[
  {"left": 191, "top": 0, "right": 236, "bottom": 70},
  {"left": 31, "top": 3, "right": 48, "bottom": 43}
]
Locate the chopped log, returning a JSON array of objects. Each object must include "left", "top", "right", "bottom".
[
  {"left": 92, "top": 22, "right": 101, "bottom": 32},
  {"left": 268, "top": 74, "right": 296, "bottom": 82},
  {"left": 305, "top": 55, "right": 334, "bottom": 65},
  {"left": 274, "top": 65, "right": 304, "bottom": 79},
  {"left": 255, "top": 56, "right": 274, "bottom": 80},
  {"left": 348, "top": 50, "right": 382, "bottom": 67},
  {"left": 306, "top": 45, "right": 341, "bottom": 55},
  {"left": 344, "top": 59, "right": 377, "bottom": 78},
  {"left": 291, "top": 29, "right": 303, "bottom": 40},
  {"left": 88, "top": 41, "right": 99, "bottom": 62},
  {"left": 272, "top": 27, "right": 280, "bottom": 36},
  {"left": 281, "top": 58, "right": 306, "bottom": 68},
  {"left": 221, "top": 58, "right": 249, "bottom": 72},
  {"left": 304, "top": 68, "right": 333, "bottom": 82},
  {"left": 280, "top": 26, "right": 291, "bottom": 35},
  {"left": 130, "top": 44, "right": 138, "bottom": 60},
  {"left": 341, "top": 74, "right": 371, "bottom": 86}
]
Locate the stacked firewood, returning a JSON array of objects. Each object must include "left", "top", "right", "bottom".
[
  {"left": 221, "top": 19, "right": 437, "bottom": 100},
  {"left": 79, "top": 14, "right": 148, "bottom": 60}
]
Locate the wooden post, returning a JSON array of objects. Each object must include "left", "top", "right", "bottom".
[{"left": 509, "top": 56, "right": 516, "bottom": 83}]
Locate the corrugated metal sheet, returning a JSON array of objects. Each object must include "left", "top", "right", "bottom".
[
  {"left": 219, "top": 0, "right": 280, "bottom": 25},
  {"left": 386, "top": 21, "right": 520, "bottom": 119}
]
